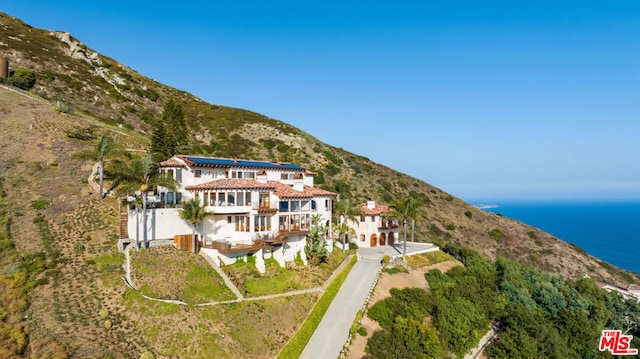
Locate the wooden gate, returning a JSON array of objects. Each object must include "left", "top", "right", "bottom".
[
  {"left": 174, "top": 234, "right": 199, "bottom": 252},
  {"left": 370, "top": 234, "right": 377, "bottom": 247}
]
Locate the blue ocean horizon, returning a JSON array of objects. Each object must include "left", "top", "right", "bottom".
[{"left": 477, "top": 200, "right": 640, "bottom": 276}]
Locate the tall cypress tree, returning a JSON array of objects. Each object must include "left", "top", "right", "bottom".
[
  {"left": 150, "top": 121, "right": 169, "bottom": 159},
  {"left": 161, "top": 98, "right": 188, "bottom": 156}
]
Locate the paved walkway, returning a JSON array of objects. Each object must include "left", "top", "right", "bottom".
[{"left": 300, "top": 253, "right": 383, "bottom": 359}]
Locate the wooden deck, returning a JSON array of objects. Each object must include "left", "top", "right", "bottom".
[{"left": 202, "top": 229, "right": 309, "bottom": 254}]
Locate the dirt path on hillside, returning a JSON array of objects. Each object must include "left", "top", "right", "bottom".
[{"left": 345, "top": 260, "right": 461, "bottom": 359}]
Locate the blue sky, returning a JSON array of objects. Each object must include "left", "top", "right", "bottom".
[{"left": 2, "top": 1, "right": 639, "bottom": 202}]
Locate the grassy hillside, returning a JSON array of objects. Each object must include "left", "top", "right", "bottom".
[{"left": 0, "top": 10, "right": 638, "bottom": 357}]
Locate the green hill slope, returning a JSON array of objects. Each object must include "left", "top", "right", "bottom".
[
  {"left": 0, "top": 10, "right": 637, "bottom": 357},
  {"left": 1, "top": 9, "right": 636, "bottom": 289}
]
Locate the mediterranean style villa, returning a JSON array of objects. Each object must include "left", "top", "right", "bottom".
[
  {"left": 346, "top": 200, "right": 399, "bottom": 248},
  {"left": 122, "top": 155, "right": 335, "bottom": 273}
]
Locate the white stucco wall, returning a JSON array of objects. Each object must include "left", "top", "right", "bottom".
[{"left": 127, "top": 208, "right": 192, "bottom": 242}]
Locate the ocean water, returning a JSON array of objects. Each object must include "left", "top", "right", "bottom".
[{"left": 479, "top": 200, "right": 640, "bottom": 275}]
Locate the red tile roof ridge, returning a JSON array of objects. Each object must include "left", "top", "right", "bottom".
[
  {"left": 267, "top": 181, "right": 335, "bottom": 198},
  {"left": 361, "top": 202, "right": 389, "bottom": 215}
]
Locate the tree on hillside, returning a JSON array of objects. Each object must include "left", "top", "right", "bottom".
[
  {"left": 150, "top": 121, "right": 169, "bottom": 159},
  {"left": 179, "top": 198, "right": 209, "bottom": 253},
  {"left": 150, "top": 98, "right": 188, "bottom": 159},
  {"left": 163, "top": 98, "right": 188, "bottom": 156},
  {"left": 389, "top": 196, "right": 424, "bottom": 257},
  {"left": 111, "top": 154, "right": 178, "bottom": 249},
  {"left": 73, "top": 133, "right": 115, "bottom": 199},
  {"left": 7, "top": 68, "right": 36, "bottom": 90},
  {"left": 333, "top": 197, "right": 361, "bottom": 252}
]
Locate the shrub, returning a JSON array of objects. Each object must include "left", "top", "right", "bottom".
[
  {"left": 348, "top": 242, "right": 358, "bottom": 250},
  {"left": 30, "top": 199, "right": 50, "bottom": 211},
  {"left": 357, "top": 326, "right": 367, "bottom": 336},
  {"left": 7, "top": 68, "right": 36, "bottom": 90},
  {"left": 65, "top": 126, "right": 96, "bottom": 140},
  {"left": 365, "top": 317, "right": 441, "bottom": 359},
  {"left": 294, "top": 251, "right": 304, "bottom": 266},
  {"left": 489, "top": 228, "right": 505, "bottom": 239},
  {"left": 464, "top": 211, "right": 473, "bottom": 218},
  {"left": 368, "top": 288, "right": 433, "bottom": 330},
  {"left": 383, "top": 267, "right": 403, "bottom": 274}
]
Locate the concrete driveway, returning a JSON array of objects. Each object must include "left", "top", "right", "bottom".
[
  {"left": 358, "top": 241, "right": 439, "bottom": 260},
  {"left": 300, "top": 241, "right": 438, "bottom": 359}
]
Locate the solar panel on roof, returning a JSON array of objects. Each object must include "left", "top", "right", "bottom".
[{"left": 184, "top": 156, "right": 305, "bottom": 170}]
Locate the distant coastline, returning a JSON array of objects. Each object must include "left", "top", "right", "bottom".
[{"left": 478, "top": 200, "right": 640, "bottom": 275}]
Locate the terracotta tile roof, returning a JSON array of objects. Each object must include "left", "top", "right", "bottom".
[
  {"left": 159, "top": 157, "right": 186, "bottom": 167},
  {"left": 185, "top": 179, "right": 275, "bottom": 191},
  {"left": 269, "top": 181, "right": 336, "bottom": 198},
  {"left": 361, "top": 202, "right": 390, "bottom": 216},
  {"left": 306, "top": 186, "right": 336, "bottom": 197}
]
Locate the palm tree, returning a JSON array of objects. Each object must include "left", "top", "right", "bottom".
[
  {"left": 73, "top": 134, "right": 113, "bottom": 199},
  {"left": 305, "top": 214, "right": 330, "bottom": 265},
  {"left": 93, "top": 134, "right": 112, "bottom": 199},
  {"left": 111, "top": 154, "right": 178, "bottom": 249},
  {"left": 179, "top": 198, "right": 209, "bottom": 253},
  {"left": 334, "top": 222, "right": 356, "bottom": 250},
  {"left": 333, "top": 197, "right": 361, "bottom": 252},
  {"left": 389, "top": 196, "right": 424, "bottom": 257}
]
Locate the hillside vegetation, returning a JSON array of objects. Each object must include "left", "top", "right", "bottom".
[{"left": 1, "top": 11, "right": 638, "bottom": 357}]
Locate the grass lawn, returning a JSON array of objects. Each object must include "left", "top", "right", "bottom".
[
  {"left": 228, "top": 250, "right": 348, "bottom": 297},
  {"left": 130, "top": 245, "right": 236, "bottom": 303},
  {"left": 404, "top": 250, "right": 454, "bottom": 269}
]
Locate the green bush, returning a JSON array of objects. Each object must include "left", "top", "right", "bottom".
[
  {"left": 489, "top": 228, "right": 505, "bottom": 239},
  {"left": 7, "top": 68, "right": 36, "bottom": 90},
  {"left": 365, "top": 317, "right": 441, "bottom": 359},
  {"left": 30, "top": 199, "right": 50, "bottom": 211},
  {"left": 357, "top": 326, "right": 367, "bottom": 336},
  {"left": 368, "top": 288, "right": 433, "bottom": 330},
  {"left": 294, "top": 251, "right": 304, "bottom": 266},
  {"left": 464, "top": 211, "right": 473, "bottom": 218}
]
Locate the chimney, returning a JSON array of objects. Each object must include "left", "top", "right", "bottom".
[
  {"left": 367, "top": 200, "right": 376, "bottom": 209},
  {"left": 0, "top": 59, "right": 8, "bottom": 79},
  {"left": 293, "top": 181, "right": 304, "bottom": 192}
]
